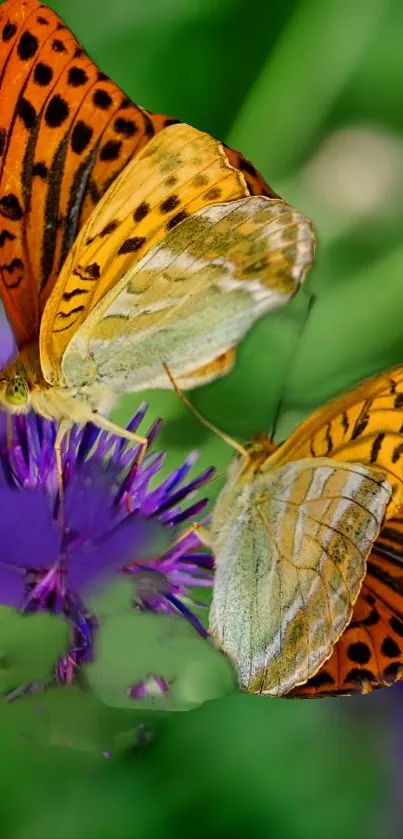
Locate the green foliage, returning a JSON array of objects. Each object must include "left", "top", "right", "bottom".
[
  {"left": 86, "top": 610, "right": 236, "bottom": 711},
  {"left": 0, "top": 608, "right": 68, "bottom": 693}
]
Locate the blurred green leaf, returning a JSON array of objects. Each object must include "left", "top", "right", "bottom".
[
  {"left": 277, "top": 242, "right": 403, "bottom": 438},
  {"left": 87, "top": 579, "right": 135, "bottom": 621},
  {"left": 0, "top": 609, "right": 68, "bottom": 694},
  {"left": 228, "top": 0, "right": 392, "bottom": 181},
  {"left": 86, "top": 611, "right": 236, "bottom": 711}
]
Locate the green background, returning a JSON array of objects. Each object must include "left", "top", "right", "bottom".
[{"left": 2, "top": 0, "right": 403, "bottom": 836}]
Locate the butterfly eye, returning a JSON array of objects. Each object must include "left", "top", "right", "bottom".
[{"left": 5, "top": 378, "right": 28, "bottom": 407}]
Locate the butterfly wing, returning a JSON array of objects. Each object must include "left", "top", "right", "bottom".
[
  {"left": 0, "top": 0, "right": 178, "bottom": 346},
  {"left": 292, "top": 516, "right": 403, "bottom": 696},
  {"left": 209, "top": 457, "right": 391, "bottom": 696},
  {"left": 0, "top": 0, "right": 276, "bottom": 351},
  {"left": 40, "top": 123, "right": 314, "bottom": 391},
  {"left": 267, "top": 366, "right": 403, "bottom": 519}
]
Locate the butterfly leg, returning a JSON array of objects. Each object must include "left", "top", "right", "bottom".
[
  {"left": 54, "top": 419, "right": 70, "bottom": 531},
  {"left": 172, "top": 522, "right": 215, "bottom": 551},
  {"left": 90, "top": 413, "right": 149, "bottom": 466}
]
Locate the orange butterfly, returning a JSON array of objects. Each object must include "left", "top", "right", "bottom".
[
  {"left": 0, "top": 0, "right": 314, "bottom": 452},
  {"left": 206, "top": 366, "right": 403, "bottom": 697}
]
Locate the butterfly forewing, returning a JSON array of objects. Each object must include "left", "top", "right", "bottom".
[
  {"left": 267, "top": 366, "right": 403, "bottom": 519},
  {"left": 48, "top": 188, "right": 314, "bottom": 392},
  {"left": 209, "top": 457, "right": 391, "bottom": 696},
  {"left": 0, "top": 0, "right": 178, "bottom": 346},
  {"left": 39, "top": 122, "right": 250, "bottom": 380},
  {"left": 0, "top": 0, "right": 277, "bottom": 352}
]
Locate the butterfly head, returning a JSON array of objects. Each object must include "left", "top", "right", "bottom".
[
  {"left": 0, "top": 362, "right": 30, "bottom": 413},
  {"left": 4, "top": 369, "right": 29, "bottom": 408},
  {"left": 0, "top": 346, "right": 44, "bottom": 414},
  {"left": 239, "top": 433, "right": 278, "bottom": 476}
]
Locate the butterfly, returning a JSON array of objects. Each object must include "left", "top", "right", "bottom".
[
  {"left": 0, "top": 0, "right": 315, "bottom": 453},
  {"left": 208, "top": 365, "right": 403, "bottom": 696}
]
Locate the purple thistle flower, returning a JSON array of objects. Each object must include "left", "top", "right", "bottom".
[{"left": 0, "top": 407, "right": 213, "bottom": 685}]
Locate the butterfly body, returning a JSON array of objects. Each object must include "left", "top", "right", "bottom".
[{"left": 0, "top": 344, "right": 116, "bottom": 422}]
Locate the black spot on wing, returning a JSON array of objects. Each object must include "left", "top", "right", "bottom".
[
  {"left": 117, "top": 237, "right": 146, "bottom": 255},
  {"left": 56, "top": 304, "right": 86, "bottom": 319},
  {"left": 71, "top": 122, "right": 93, "bottom": 155},
  {"left": 1, "top": 257, "right": 24, "bottom": 288},
  {"left": 100, "top": 140, "right": 122, "bottom": 162},
  {"left": 324, "top": 423, "right": 333, "bottom": 456},
  {"left": 344, "top": 667, "right": 375, "bottom": 685},
  {"left": 73, "top": 263, "right": 101, "bottom": 281},
  {"left": 62, "top": 287, "right": 89, "bottom": 302},
  {"left": 68, "top": 66, "right": 88, "bottom": 87},
  {"left": 160, "top": 195, "right": 180, "bottom": 214},
  {"left": 390, "top": 616, "right": 403, "bottom": 636},
  {"left": 304, "top": 671, "right": 334, "bottom": 688},
  {"left": 133, "top": 202, "right": 150, "bottom": 223},
  {"left": 351, "top": 412, "right": 369, "bottom": 440},
  {"left": 32, "top": 161, "right": 48, "bottom": 180},
  {"left": 45, "top": 95, "right": 69, "bottom": 128},
  {"left": 381, "top": 636, "right": 400, "bottom": 658},
  {"left": 392, "top": 442, "right": 403, "bottom": 464},
  {"left": 52, "top": 38, "right": 66, "bottom": 53},
  {"left": 99, "top": 220, "right": 120, "bottom": 237},
  {"left": 93, "top": 89, "right": 113, "bottom": 110},
  {"left": 33, "top": 62, "right": 53, "bottom": 86},
  {"left": 2, "top": 22, "right": 17, "bottom": 42},
  {"left": 0, "top": 229, "right": 15, "bottom": 247},
  {"left": 383, "top": 662, "right": 401, "bottom": 681},
  {"left": 370, "top": 433, "right": 385, "bottom": 464},
  {"left": 0, "top": 194, "right": 23, "bottom": 221},
  {"left": 17, "top": 31, "right": 39, "bottom": 61},
  {"left": 17, "top": 97, "right": 37, "bottom": 130},
  {"left": 166, "top": 210, "right": 188, "bottom": 231},
  {"left": 114, "top": 117, "right": 137, "bottom": 137},
  {"left": 204, "top": 186, "right": 222, "bottom": 202},
  {"left": 347, "top": 641, "right": 371, "bottom": 664}
]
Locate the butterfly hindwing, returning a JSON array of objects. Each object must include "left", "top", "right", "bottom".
[
  {"left": 209, "top": 457, "right": 391, "bottom": 696},
  {"left": 293, "top": 516, "right": 403, "bottom": 696}
]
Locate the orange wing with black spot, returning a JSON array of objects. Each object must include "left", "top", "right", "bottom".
[
  {"left": 267, "top": 365, "right": 403, "bottom": 520},
  {"left": 292, "top": 517, "right": 403, "bottom": 696},
  {"left": 0, "top": 0, "right": 276, "bottom": 349}
]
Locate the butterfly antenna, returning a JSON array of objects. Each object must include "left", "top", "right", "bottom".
[
  {"left": 163, "top": 363, "right": 248, "bottom": 459},
  {"left": 270, "top": 291, "right": 317, "bottom": 442}
]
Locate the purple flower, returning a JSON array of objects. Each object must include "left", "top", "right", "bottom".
[{"left": 0, "top": 407, "right": 213, "bottom": 684}]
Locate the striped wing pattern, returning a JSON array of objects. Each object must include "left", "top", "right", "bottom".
[
  {"left": 0, "top": 0, "right": 276, "bottom": 348},
  {"left": 268, "top": 366, "right": 403, "bottom": 520},
  {"left": 210, "top": 457, "right": 391, "bottom": 696}
]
